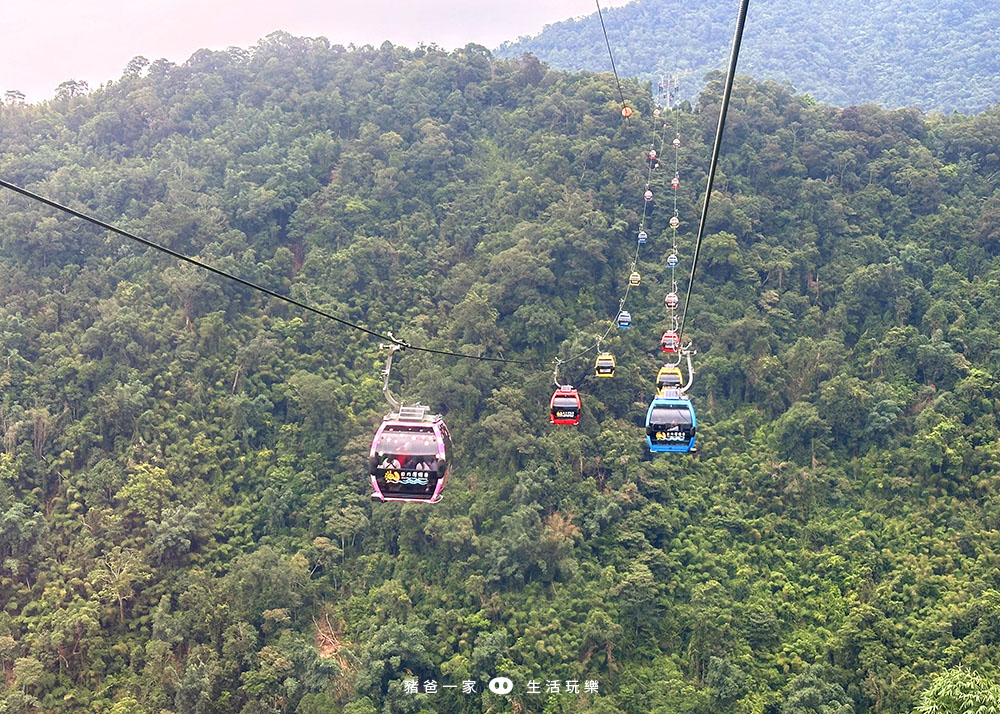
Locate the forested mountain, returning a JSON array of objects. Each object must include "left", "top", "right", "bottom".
[
  {"left": 2, "top": 32, "right": 1000, "bottom": 714},
  {"left": 498, "top": 0, "right": 1000, "bottom": 114}
]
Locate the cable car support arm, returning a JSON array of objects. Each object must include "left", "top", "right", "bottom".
[
  {"left": 553, "top": 360, "right": 565, "bottom": 389},
  {"left": 679, "top": 348, "right": 696, "bottom": 394},
  {"left": 380, "top": 337, "right": 408, "bottom": 411}
]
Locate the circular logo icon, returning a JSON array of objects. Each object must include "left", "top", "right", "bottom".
[{"left": 489, "top": 677, "right": 514, "bottom": 695}]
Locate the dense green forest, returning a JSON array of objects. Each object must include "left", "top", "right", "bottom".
[
  {"left": 2, "top": 33, "right": 1000, "bottom": 714},
  {"left": 498, "top": 0, "right": 1000, "bottom": 114}
]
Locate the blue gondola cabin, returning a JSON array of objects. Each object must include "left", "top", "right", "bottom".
[{"left": 645, "top": 395, "right": 696, "bottom": 453}]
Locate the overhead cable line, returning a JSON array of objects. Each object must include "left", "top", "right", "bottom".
[
  {"left": 0, "top": 178, "right": 538, "bottom": 366},
  {"left": 557, "top": 0, "right": 667, "bottom": 376},
  {"left": 553, "top": 225, "right": 644, "bottom": 372},
  {"left": 677, "top": 0, "right": 750, "bottom": 347},
  {"left": 595, "top": 0, "right": 627, "bottom": 113}
]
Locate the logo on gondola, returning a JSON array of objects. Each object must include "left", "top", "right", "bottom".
[
  {"left": 555, "top": 411, "right": 576, "bottom": 418},
  {"left": 383, "top": 470, "right": 430, "bottom": 485},
  {"left": 655, "top": 431, "right": 685, "bottom": 442}
]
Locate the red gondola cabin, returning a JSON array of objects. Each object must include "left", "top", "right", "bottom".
[
  {"left": 661, "top": 330, "right": 680, "bottom": 353},
  {"left": 549, "top": 387, "right": 582, "bottom": 425}
]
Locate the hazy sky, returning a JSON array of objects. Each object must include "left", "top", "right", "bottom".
[{"left": 1, "top": 0, "right": 631, "bottom": 103}]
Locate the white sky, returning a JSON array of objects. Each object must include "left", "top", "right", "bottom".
[{"left": 1, "top": 0, "right": 632, "bottom": 103}]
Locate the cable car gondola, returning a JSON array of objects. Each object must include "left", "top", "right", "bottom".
[
  {"left": 665, "top": 292, "right": 679, "bottom": 310},
  {"left": 629, "top": 271, "right": 641, "bottom": 286},
  {"left": 645, "top": 395, "right": 696, "bottom": 453},
  {"left": 550, "top": 387, "right": 582, "bottom": 425},
  {"left": 637, "top": 231, "right": 647, "bottom": 245},
  {"left": 617, "top": 311, "right": 632, "bottom": 328},
  {"left": 369, "top": 408, "right": 452, "bottom": 503},
  {"left": 369, "top": 343, "right": 452, "bottom": 504},
  {"left": 666, "top": 253, "right": 678, "bottom": 268},
  {"left": 656, "top": 366, "right": 683, "bottom": 391},
  {"left": 595, "top": 352, "right": 616, "bottom": 378},
  {"left": 660, "top": 330, "right": 680, "bottom": 353}
]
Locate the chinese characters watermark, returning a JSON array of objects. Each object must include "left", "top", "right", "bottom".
[{"left": 404, "top": 677, "right": 598, "bottom": 696}]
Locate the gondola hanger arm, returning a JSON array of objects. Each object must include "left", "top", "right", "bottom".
[
  {"left": 679, "top": 348, "right": 697, "bottom": 394},
  {"left": 380, "top": 338, "right": 406, "bottom": 411}
]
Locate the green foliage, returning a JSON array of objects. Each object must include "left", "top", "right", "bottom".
[
  {"left": 915, "top": 667, "right": 1000, "bottom": 714},
  {"left": 498, "top": 0, "right": 1000, "bottom": 113},
  {"left": 1, "top": 32, "right": 999, "bottom": 714},
  {"left": 115, "top": 463, "right": 172, "bottom": 521},
  {"left": 782, "top": 664, "right": 854, "bottom": 714}
]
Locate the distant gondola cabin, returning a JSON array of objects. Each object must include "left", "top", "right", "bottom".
[
  {"left": 595, "top": 353, "right": 616, "bottom": 377},
  {"left": 656, "top": 366, "right": 683, "bottom": 391}
]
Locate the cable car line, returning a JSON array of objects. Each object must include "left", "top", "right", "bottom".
[
  {"left": 0, "top": 178, "right": 643, "bottom": 372},
  {"left": 595, "top": 0, "right": 628, "bottom": 116},
  {"left": 3, "top": 0, "right": 752, "bottom": 488},
  {"left": 662, "top": 128, "right": 682, "bottom": 367},
  {"left": 555, "top": 122, "right": 661, "bottom": 377},
  {"left": 0, "top": 0, "right": 696, "bottom": 383},
  {"left": 547, "top": 137, "right": 657, "bottom": 389},
  {"left": 643, "top": 0, "right": 750, "bottom": 456},
  {"left": 578, "top": 0, "right": 693, "bottom": 384},
  {"left": 676, "top": 0, "right": 751, "bottom": 348},
  {"left": 590, "top": 0, "right": 753, "bottom": 455},
  {"left": 0, "top": 177, "right": 537, "bottom": 366}
]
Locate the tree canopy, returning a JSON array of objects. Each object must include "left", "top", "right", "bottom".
[
  {"left": 498, "top": 0, "right": 1000, "bottom": 114},
  {"left": 1, "top": 33, "right": 1000, "bottom": 714}
]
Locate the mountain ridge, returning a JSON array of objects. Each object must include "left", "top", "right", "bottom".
[{"left": 497, "top": 0, "right": 1000, "bottom": 113}]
